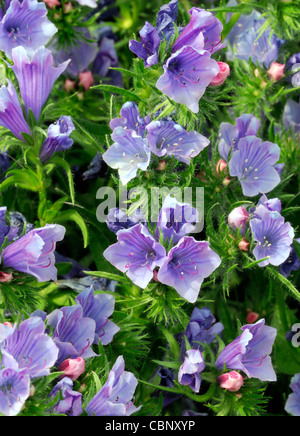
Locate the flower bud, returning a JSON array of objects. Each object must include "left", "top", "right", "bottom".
[
  {"left": 210, "top": 62, "right": 230, "bottom": 86},
  {"left": 218, "top": 371, "right": 244, "bottom": 392},
  {"left": 246, "top": 312, "right": 259, "bottom": 324},
  {"left": 0, "top": 272, "right": 13, "bottom": 283},
  {"left": 3, "top": 322, "right": 13, "bottom": 328},
  {"left": 79, "top": 71, "right": 94, "bottom": 91},
  {"left": 238, "top": 238, "right": 250, "bottom": 252},
  {"left": 228, "top": 207, "right": 249, "bottom": 235},
  {"left": 64, "top": 79, "right": 76, "bottom": 93},
  {"left": 58, "top": 357, "right": 85, "bottom": 381},
  {"left": 268, "top": 62, "right": 285, "bottom": 82},
  {"left": 216, "top": 159, "right": 227, "bottom": 175}
]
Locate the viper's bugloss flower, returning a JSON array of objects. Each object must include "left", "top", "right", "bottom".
[
  {"left": 218, "top": 114, "right": 260, "bottom": 162},
  {"left": 255, "top": 194, "right": 282, "bottom": 216},
  {"left": 228, "top": 136, "right": 281, "bottom": 197},
  {"left": 218, "top": 371, "right": 244, "bottom": 392},
  {"left": 0, "top": 80, "right": 31, "bottom": 141},
  {"left": 75, "top": 288, "right": 120, "bottom": 345},
  {"left": 228, "top": 206, "right": 249, "bottom": 236},
  {"left": 86, "top": 356, "right": 140, "bottom": 416},
  {"left": 210, "top": 61, "right": 230, "bottom": 86},
  {"left": 92, "top": 37, "right": 123, "bottom": 87},
  {"left": 156, "top": 0, "right": 178, "bottom": 42},
  {"left": 279, "top": 238, "right": 300, "bottom": 278},
  {"left": 156, "top": 195, "right": 199, "bottom": 245},
  {"left": 2, "top": 317, "right": 59, "bottom": 378},
  {"left": 129, "top": 21, "right": 160, "bottom": 68},
  {"left": 57, "top": 358, "right": 85, "bottom": 381},
  {"left": 249, "top": 211, "right": 294, "bottom": 267},
  {"left": 157, "top": 236, "right": 221, "bottom": 303},
  {"left": 226, "top": 10, "right": 282, "bottom": 68},
  {"left": 0, "top": 206, "right": 17, "bottom": 247},
  {"left": 268, "top": 62, "right": 285, "bottom": 82},
  {"left": 106, "top": 207, "right": 147, "bottom": 235},
  {"left": 109, "top": 102, "right": 151, "bottom": 137},
  {"left": 103, "top": 127, "right": 151, "bottom": 185},
  {"left": 103, "top": 223, "right": 166, "bottom": 289},
  {"left": 285, "top": 373, "right": 300, "bottom": 416},
  {"left": 146, "top": 120, "right": 209, "bottom": 164},
  {"left": 282, "top": 99, "right": 300, "bottom": 133},
  {"left": 216, "top": 319, "right": 277, "bottom": 381},
  {"left": 156, "top": 46, "right": 219, "bottom": 113},
  {"left": 47, "top": 305, "right": 97, "bottom": 366},
  {"left": 0, "top": 152, "right": 10, "bottom": 181},
  {"left": 50, "top": 377, "right": 83, "bottom": 416},
  {"left": 0, "top": 0, "right": 57, "bottom": 58},
  {"left": 1, "top": 224, "right": 66, "bottom": 282},
  {"left": 172, "top": 7, "right": 225, "bottom": 54},
  {"left": 185, "top": 307, "right": 224, "bottom": 351},
  {"left": 178, "top": 349, "right": 205, "bottom": 393},
  {"left": 39, "top": 116, "right": 75, "bottom": 164},
  {"left": 0, "top": 363, "right": 30, "bottom": 416},
  {"left": 11, "top": 46, "right": 70, "bottom": 122}
]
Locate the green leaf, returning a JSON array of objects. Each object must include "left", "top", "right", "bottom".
[
  {"left": 54, "top": 210, "right": 89, "bottom": 248},
  {"left": 50, "top": 157, "right": 75, "bottom": 204},
  {"left": 91, "top": 84, "right": 147, "bottom": 103},
  {"left": 0, "top": 168, "right": 41, "bottom": 193},
  {"left": 83, "top": 270, "right": 128, "bottom": 283},
  {"left": 267, "top": 266, "right": 300, "bottom": 302}
]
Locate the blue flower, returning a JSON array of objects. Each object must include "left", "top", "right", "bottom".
[
  {"left": 178, "top": 349, "right": 205, "bottom": 393},
  {"left": 282, "top": 99, "right": 300, "bottom": 133},
  {"left": 285, "top": 374, "right": 300, "bottom": 416},
  {"left": 156, "top": 0, "right": 178, "bottom": 43},
  {"left": 50, "top": 377, "right": 83, "bottom": 416},
  {"left": 0, "top": 0, "right": 57, "bottom": 58},
  {"left": 109, "top": 102, "right": 151, "bottom": 137},
  {"left": 39, "top": 116, "right": 75, "bottom": 164},
  {"left": 279, "top": 238, "right": 300, "bottom": 278},
  {"left": 106, "top": 207, "right": 147, "bottom": 235},
  {"left": 129, "top": 21, "right": 161, "bottom": 68}
]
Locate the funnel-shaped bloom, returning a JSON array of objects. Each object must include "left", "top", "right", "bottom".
[
  {"left": 11, "top": 46, "right": 70, "bottom": 122},
  {"left": 0, "top": 365, "right": 30, "bottom": 416},
  {"left": 129, "top": 21, "right": 160, "bottom": 68},
  {"left": 156, "top": 0, "right": 178, "bottom": 42},
  {"left": 39, "top": 116, "right": 75, "bottom": 164},
  {"left": 285, "top": 374, "right": 300, "bottom": 416},
  {"left": 1, "top": 224, "right": 66, "bottom": 282},
  {"left": 109, "top": 102, "right": 151, "bottom": 137},
  {"left": 0, "top": 0, "right": 57, "bottom": 58},
  {"left": 178, "top": 349, "right": 205, "bottom": 393},
  {"left": 157, "top": 236, "right": 221, "bottom": 303},
  {"left": 0, "top": 80, "right": 31, "bottom": 141}
]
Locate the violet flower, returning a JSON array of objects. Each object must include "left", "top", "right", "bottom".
[
  {"left": 39, "top": 116, "right": 75, "bottom": 164},
  {"left": 11, "top": 46, "right": 70, "bottom": 122},
  {"left": 50, "top": 377, "right": 83, "bottom": 416},
  {"left": 103, "top": 223, "right": 166, "bottom": 289},
  {"left": 1, "top": 224, "right": 66, "bottom": 282},
  {"left": 106, "top": 207, "right": 147, "bottom": 235},
  {"left": 216, "top": 319, "right": 277, "bottom": 381},
  {"left": 178, "top": 349, "right": 205, "bottom": 393},
  {"left": 0, "top": 80, "right": 31, "bottom": 141},
  {"left": 279, "top": 238, "right": 300, "bottom": 278},
  {"left": 228, "top": 136, "right": 281, "bottom": 197},
  {"left": 156, "top": 0, "right": 178, "bottom": 43},
  {"left": 0, "top": 364, "right": 30, "bottom": 416},
  {"left": 102, "top": 127, "right": 151, "bottom": 185},
  {"left": 156, "top": 195, "right": 199, "bottom": 245},
  {"left": 249, "top": 211, "right": 294, "bottom": 267},
  {"left": 75, "top": 288, "right": 120, "bottom": 345},
  {"left": 92, "top": 37, "right": 123, "bottom": 87},
  {"left": 157, "top": 236, "right": 221, "bottom": 303},
  {"left": 129, "top": 21, "right": 161, "bottom": 68},
  {"left": 0, "top": 152, "right": 10, "bottom": 181},
  {"left": 156, "top": 46, "right": 219, "bottom": 113},
  {"left": 285, "top": 373, "right": 300, "bottom": 416},
  {"left": 109, "top": 102, "right": 151, "bottom": 137},
  {"left": 282, "top": 99, "right": 300, "bottom": 133},
  {"left": 0, "top": 206, "right": 18, "bottom": 247},
  {"left": 146, "top": 120, "right": 210, "bottom": 164},
  {"left": 0, "top": 0, "right": 57, "bottom": 58},
  {"left": 86, "top": 356, "right": 140, "bottom": 416}
]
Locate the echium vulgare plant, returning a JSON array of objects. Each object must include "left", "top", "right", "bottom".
[{"left": 0, "top": 0, "right": 299, "bottom": 419}]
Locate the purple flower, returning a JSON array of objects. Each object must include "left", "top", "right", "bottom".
[
  {"left": 75, "top": 288, "right": 120, "bottom": 346},
  {"left": 103, "top": 127, "right": 151, "bottom": 185},
  {"left": 0, "top": 206, "right": 18, "bottom": 247},
  {"left": 39, "top": 116, "right": 75, "bottom": 164},
  {"left": 157, "top": 236, "right": 221, "bottom": 303},
  {"left": 216, "top": 319, "right": 277, "bottom": 381},
  {"left": 156, "top": 195, "right": 199, "bottom": 245},
  {"left": 0, "top": 152, "right": 10, "bottom": 180},
  {"left": 109, "top": 102, "right": 151, "bottom": 137},
  {"left": 1, "top": 224, "right": 66, "bottom": 282},
  {"left": 92, "top": 37, "right": 122, "bottom": 87},
  {"left": 156, "top": 0, "right": 178, "bottom": 42},
  {"left": 228, "top": 206, "right": 249, "bottom": 236},
  {"left": 146, "top": 120, "right": 209, "bottom": 164},
  {"left": 106, "top": 207, "right": 147, "bottom": 235},
  {"left": 0, "top": 365, "right": 30, "bottom": 416},
  {"left": 228, "top": 136, "right": 281, "bottom": 197},
  {"left": 255, "top": 194, "right": 282, "bottom": 216},
  {"left": 178, "top": 349, "right": 205, "bottom": 393},
  {"left": 0, "top": 0, "right": 57, "bottom": 58},
  {"left": 50, "top": 377, "right": 83, "bottom": 417},
  {"left": 172, "top": 7, "right": 224, "bottom": 54},
  {"left": 86, "top": 356, "right": 140, "bottom": 416},
  {"left": 47, "top": 305, "right": 97, "bottom": 366},
  {"left": 250, "top": 211, "right": 294, "bottom": 267},
  {"left": 129, "top": 21, "right": 160, "bottom": 68},
  {"left": 185, "top": 307, "right": 224, "bottom": 351},
  {"left": 156, "top": 46, "right": 219, "bottom": 113},
  {"left": 282, "top": 99, "right": 300, "bottom": 133},
  {"left": 103, "top": 224, "right": 166, "bottom": 289},
  {"left": 218, "top": 114, "right": 260, "bottom": 162},
  {"left": 0, "top": 80, "right": 31, "bottom": 141},
  {"left": 285, "top": 374, "right": 300, "bottom": 416},
  {"left": 279, "top": 238, "right": 300, "bottom": 278},
  {"left": 3, "top": 317, "right": 59, "bottom": 378},
  {"left": 11, "top": 46, "right": 70, "bottom": 122}
]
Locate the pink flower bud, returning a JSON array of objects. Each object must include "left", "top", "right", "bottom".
[
  {"left": 43, "top": 0, "right": 60, "bottom": 8},
  {"left": 268, "top": 62, "right": 285, "bottom": 82},
  {"left": 228, "top": 207, "right": 249, "bottom": 235},
  {"left": 218, "top": 371, "right": 244, "bottom": 392},
  {"left": 216, "top": 159, "right": 227, "bottom": 175},
  {"left": 3, "top": 322, "right": 13, "bottom": 328},
  {"left": 64, "top": 2, "right": 73, "bottom": 12},
  {"left": 0, "top": 272, "right": 13, "bottom": 283},
  {"left": 210, "top": 62, "right": 230, "bottom": 87},
  {"left": 238, "top": 238, "right": 250, "bottom": 252},
  {"left": 78, "top": 71, "right": 94, "bottom": 91},
  {"left": 64, "top": 79, "right": 76, "bottom": 93},
  {"left": 153, "top": 270, "right": 159, "bottom": 282},
  {"left": 58, "top": 357, "right": 85, "bottom": 381},
  {"left": 246, "top": 312, "right": 259, "bottom": 324},
  {"left": 222, "top": 176, "right": 231, "bottom": 187},
  {"left": 157, "top": 160, "right": 167, "bottom": 171}
]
